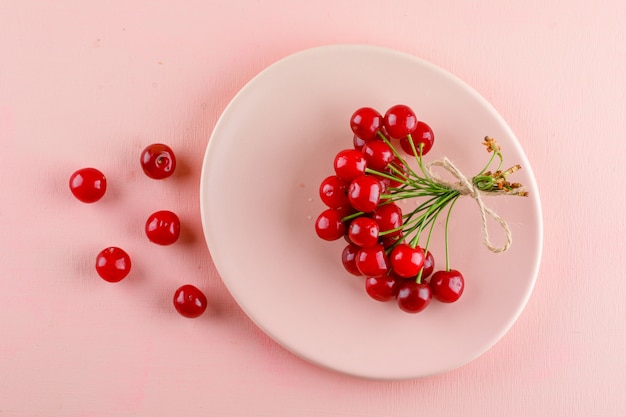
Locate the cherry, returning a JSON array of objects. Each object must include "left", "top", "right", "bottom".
[
  {"left": 355, "top": 244, "right": 389, "bottom": 277},
  {"left": 420, "top": 250, "right": 435, "bottom": 279},
  {"left": 362, "top": 140, "right": 394, "bottom": 171},
  {"left": 379, "top": 232, "right": 403, "bottom": 248},
  {"left": 348, "top": 175, "right": 382, "bottom": 213},
  {"left": 384, "top": 104, "right": 418, "bottom": 139},
  {"left": 396, "top": 281, "right": 432, "bottom": 313},
  {"left": 140, "top": 143, "right": 176, "bottom": 179},
  {"left": 372, "top": 202, "right": 403, "bottom": 237},
  {"left": 173, "top": 284, "right": 207, "bottom": 318},
  {"left": 333, "top": 149, "right": 367, "bottom": 181},
  {"left": 389, "top": 244, "right": 425, "bottom": 278},
  {"left": 95, "top": 247, "right": 131, "bottom": 283},
  {"left": 400, "top": 121, "right": 434, "bottom": 156},
  {"left": 365, "top": 275, "right": 403, "bottom": 302},
  {"left": 430, "top": 269, "right": 464, "bottom": 303},
  {"left": 348, "top": 217, "right": 379, "bottom": 248},
  {"left": 145, "top": 210, "right": 181, "bottom": 245},
  {"left": 315, "top": 208, "right": 346, "bottom": 241},
  {"left": 319, "top": 175, "right": 350, "bottom": 209},
  {"left": 350, "top": 107, "right": 382, "bottom": 141},
  {"left": 341, "top": 244, "right": 363, "bottom": 276},
  {"left": 69, "top": 168, "right": 107, "bottom": 203},
  {"left": 353, "top": 135, "right": 367, "bottom": 151}
]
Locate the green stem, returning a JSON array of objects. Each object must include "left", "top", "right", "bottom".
[
  {"left": 377, "top": 133, "right": 422, "bottom": 179},
  {"left": 443, "top": 195, "right": 460, "bottom": 271},
  {"left": 406, "top": 135, "right": 430, "bottom": 179},
  {"left": 476, "top": 148, "right": 498, "bottom": 176},
  {"left": 365, "top": 167, "right": 405, "bottom": 184}
]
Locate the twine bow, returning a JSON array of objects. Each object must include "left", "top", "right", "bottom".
[{"left": 425, "top": 158, "right": 514, "bottom": 253}]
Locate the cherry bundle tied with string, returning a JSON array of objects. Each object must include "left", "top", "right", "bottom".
[{"left": 315, "top": 105, "right": 527, "bottom": 314}]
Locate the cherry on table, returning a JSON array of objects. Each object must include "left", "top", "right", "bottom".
[
  {"left": 95, "top": 247, "right": 131, "bottom": 283},
  {"left": 69, "top": 167, "right": 107, "bottom": 203},
  {"left": 173, "top": 285, "right": 207, "bottom": 318},
  {"left": 145, "top": 210, "right": 181, "bottom": 245},
  {"left": 140, "top": 143, "right": 176, "bottom": 179}
]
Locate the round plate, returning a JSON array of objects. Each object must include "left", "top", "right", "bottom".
[{"left": 200, "top": 45, "right": 542, "bottom": 379}]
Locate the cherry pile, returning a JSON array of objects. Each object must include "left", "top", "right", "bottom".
[
  {"left": 69, "top": 143, "right": 207, "bottom": 319},
  {"left": 315, "top": 105, "right": 526, "bottom": 314}
]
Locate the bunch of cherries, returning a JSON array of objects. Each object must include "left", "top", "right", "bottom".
[
  {"left": 69, "top": 144, "right": 207, "bottom": 318},
  {"left": 315, "top": 104, "right": 466, "bottom": 314}
]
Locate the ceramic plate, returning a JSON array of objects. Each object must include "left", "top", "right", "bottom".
[{"left": 200, "top": 45, "right": 542, "bottom": 379}]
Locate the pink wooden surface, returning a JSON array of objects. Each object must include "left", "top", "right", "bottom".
[{"left": 1, "top": 1, "right": 624, "bottom": 416}]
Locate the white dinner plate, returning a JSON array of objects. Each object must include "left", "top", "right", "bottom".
[{"left": 200, "top": 45, "right": 542, "bottom": 379}]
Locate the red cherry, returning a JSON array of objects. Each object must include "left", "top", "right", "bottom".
[
  {"left": 348, "top": 217, "right": 379, "bottom": 247},
  {"left": 341, "top": 244, "right": 363, "bottom": 276},
  {"left": 397, "top": 281, "right": 432, "bottom": 313},
  {"left": 420, "top": 250, "right": 435, "bottom": 279},
  {"left": 319, "top": 175, "right": 350, "bottom": 209},
  {"left": 389, "top": 244, "right": 425, "bottom": 278},
  {"left": 365, "top": 275, "right": 403, "bottom": 302},
  {"left": 95, "top": 247, "right": 131, "bottom": 282},
  {"left": 384, "top": 104, "right": 418, "bottom": 139},
  {"left": 350, "top": 107, "right": 382, "bottom": 141},
  {"left": 430, "top": 269, "right": 465, "bottom": 303},
  {"left": 69, "top": 168, "right": 107, "bottom": 203},
  {"left": 173, "top": 284, "right": 207, "bottom": 318},
  {"left": 400, "top": 121, "right": 434, "bottom": 156},
  {"left": 348, "top": 175, "right": 382, "bottom": 213},
  {"left": 333, "top": 149, "right": 367, "bottom": 181},
  {"left": 315, "top": 208, "right": 346, "bottom": 241},
  {"left": 355, "top": 244, "right": 389, "bottom": 277},
  {"left": 379, "top": 232, "right": 403, "bottom": 248},
  {"left": 372, "top": 202, "right": 403, "bottom": 237},
  {"left": 141, "top": 143, "right": 176, "bottom": 179},
  {"left": 362, "top": 140, "right": 395, "bottom": 171},
  {"left": 145, "top": 210, "right": 180, "bottom": 245},
  {"left": 353, "top": 135, "right": 368, "bottom": 151}
]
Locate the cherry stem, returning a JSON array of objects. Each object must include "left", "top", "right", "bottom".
[
  {"left": 406, "top": 135, "right": 430, "bottom": 179},
  {"left": 443, "top": 195, "right": 460, "bottom": 271}
]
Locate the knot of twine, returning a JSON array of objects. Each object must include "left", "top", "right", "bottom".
[{"left": 425, "top": 158, "right": 512, "bottom": 253}]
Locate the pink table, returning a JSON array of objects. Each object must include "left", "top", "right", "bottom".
[{"left": 1, "top": 1, "right": 624, "bottom": 416}]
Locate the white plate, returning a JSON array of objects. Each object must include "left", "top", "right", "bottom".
[{"left": 200, "top": 45, "right": 542, "bottom": 379}]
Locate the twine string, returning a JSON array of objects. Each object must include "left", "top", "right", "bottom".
[{"left": 425, "top": 158, "right": 512, "bottom": 253}]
